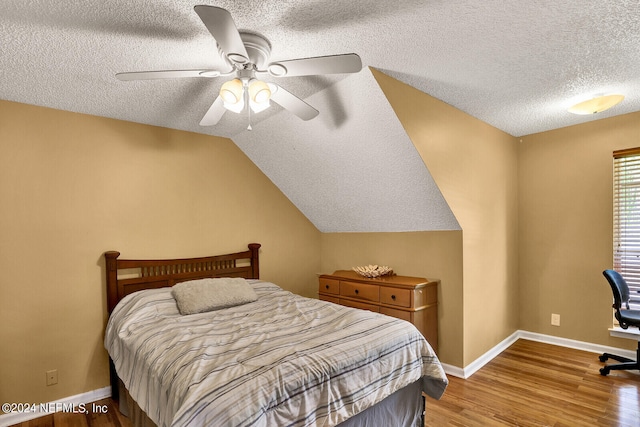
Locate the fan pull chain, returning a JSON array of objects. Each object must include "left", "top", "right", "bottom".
[{"left": 245, "top": 85, "right": 252, "bottom": 131}]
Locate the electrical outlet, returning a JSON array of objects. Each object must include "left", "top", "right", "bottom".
[
  {"left": 46, "top": 369, "right": 58, "bottom": 386},
  {"left": 551, "top": 313, "right": 561, "bottom": 327}
]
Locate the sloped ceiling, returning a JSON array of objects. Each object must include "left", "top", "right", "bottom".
[
  {"left": 1, "top": 1, "right": 639, "bottom": 232},
  {"left": 234, "top": 68, "right": 460, "bottom": 232}
]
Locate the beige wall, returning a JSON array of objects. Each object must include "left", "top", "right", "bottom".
[
  {"left": 371, "top": 69, "right": 520, "bottom": 366},
  {"left": 518, "top": 111, "right": 640, "bottom": 351},
  {"left": 0, "top": 100, "right": 321, "bottom": 405}
]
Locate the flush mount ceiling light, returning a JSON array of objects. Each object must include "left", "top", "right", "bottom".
[{"left": 568, "top": 94, "right": 625, "bottom": 115}]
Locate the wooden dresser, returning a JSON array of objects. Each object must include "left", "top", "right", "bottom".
[{"left": 318, "top": 270, "right": 439, "bottom": 353}]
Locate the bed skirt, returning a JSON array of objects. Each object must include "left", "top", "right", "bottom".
[{"left": 116, "top": 378, "right": 425, "bottom": 427}]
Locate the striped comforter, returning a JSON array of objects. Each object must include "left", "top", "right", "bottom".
[{"left": 105, "top": 280, "right": 448, "bottom": 427}]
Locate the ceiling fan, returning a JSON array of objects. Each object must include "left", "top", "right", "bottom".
[{"left": 116, "top": 5, "right": 362, "bottom": 128}]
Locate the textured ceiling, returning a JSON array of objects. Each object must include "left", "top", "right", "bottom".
[
  {"left": 2, "top": 0, "right": 639, "bottom": 138},
  {"left": 234, "top": 68, "right": 460, "bottom": 233},
  {"left": 2, "top": 1, "right": 639, "bottom": 232}
]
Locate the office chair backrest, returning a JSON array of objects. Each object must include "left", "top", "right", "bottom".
[{"left": 603, "top": 269, "right": 631, "bottom": 311}]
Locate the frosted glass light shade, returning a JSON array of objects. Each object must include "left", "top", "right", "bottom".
[
  {"left": 220, "top": 79, "right": 243, "bottom": 104},
  {"left": 568, "top": 94, "right": 624, "bottom": 115},
  {"left": 223, "top": 97, "right": 244, "bottom": 113},
  {"left": 248, "top": 80, "right": 271, "bottom": 103}
]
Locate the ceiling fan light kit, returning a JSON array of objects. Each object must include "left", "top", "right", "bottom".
[
  {"left": 568, "top": 93, "right": 624, "bottom": 115},
  {"left": 220, "top": 78, "right": 243, "bottom": 104},
  {"left": 221, "top": 78, "right": 272, "bottom": 114},
  {"left": 249, "top": 80, "right": 271, "bottom": 104},
  {"left": 115, "top": 5, "right": 362, "bottom": 128}
]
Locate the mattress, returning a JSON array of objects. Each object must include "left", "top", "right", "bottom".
[{"left": 105, "top": 280, "right": 448, "bottom": 427}]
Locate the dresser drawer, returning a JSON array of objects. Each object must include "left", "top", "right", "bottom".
[
  {"left": 319, "top": 294, "right": 340, "bottom": 305},
  {"left": 380, "top": 306, "right": 412, "bottom": 322},
  {"left": 340, "top": 298, "right": 380, "bottom": 313},
  {"left": 319, "top": 278, "right": 340, "bottom": 295},
  {"left": 380, "top": 287, "right": 411, "bottom": 308},
  {"left": 340, "top": 281, "right": 379, "bottom": 302}
]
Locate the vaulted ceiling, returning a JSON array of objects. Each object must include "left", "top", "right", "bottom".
[
  {"left": 2, "top": 1, "right": 638, "bottom": 232},
  {"left": 234, "top": 68, "right": 460, "bottom": 232}
]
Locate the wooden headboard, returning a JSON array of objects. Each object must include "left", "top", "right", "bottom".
[{"left": 104, "top": 243, "right": 261, "bottom": 314}]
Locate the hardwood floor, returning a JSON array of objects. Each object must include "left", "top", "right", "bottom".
[
  {"left": 425, "top": 339, "right": 640, "bottom": 426},
  {"left": 9, "top": 339, "right": 639, "bottom": 427}
]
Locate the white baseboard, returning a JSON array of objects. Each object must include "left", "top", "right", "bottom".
[
  {"left": 0, "top": 386, "right": 111, "bottom": 427},
  {"left": 441, "top": 330, "right": 637, "bottom": 379},
  {"left": 441, "top": 330, "right": 520, "bottom": 379},
  {"left": 519, "top": 330, "right": 636, "bottom": 359}
]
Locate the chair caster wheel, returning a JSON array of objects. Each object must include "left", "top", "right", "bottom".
[
  {"left": 599, "top": 355, "right": 608, "bottom": 362},
  {"left": 600, "top": 367, "right": 610, "bottom": 376}
]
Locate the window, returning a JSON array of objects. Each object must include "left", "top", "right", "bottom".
[{"left": 613, "top": 148, "right": 640, "bottom": 310}]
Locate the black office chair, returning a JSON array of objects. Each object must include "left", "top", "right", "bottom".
[{"left": 599, "top": 269, "right": 640, "bottom": 376}]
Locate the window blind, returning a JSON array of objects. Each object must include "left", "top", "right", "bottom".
[{"left": 613, "top": 148, "right": 640, "bottom": 309}]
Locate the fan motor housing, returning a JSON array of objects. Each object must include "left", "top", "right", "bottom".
[{"left": 239, "top": 32, "right": 272, "bottom": 68}]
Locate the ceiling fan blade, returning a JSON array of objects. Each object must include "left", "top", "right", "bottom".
[
  {"left": 270, "top": 85, "right": 319, "bottom": 121},
  {"left": 116, "top": 70, "right": 222, "bottom": 81},
  {"left": 199, "top": 96, "right": 226, "bottom": 126},
  {"left": 194, "top": 5, "right": 249, "bottom": 65},
  {"left": 266, "top": 53, "right": 362, "bottom": 77}
]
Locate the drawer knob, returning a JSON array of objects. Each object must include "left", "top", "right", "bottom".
[
  {"left": 325, "top": 284, "right": 330, "bottom": 289},
  {"left": 355, "top": 289, "right": 359, "bottom": 295},
  {"left": 391, "top": 295, "right": 396, "bottom": 300}
]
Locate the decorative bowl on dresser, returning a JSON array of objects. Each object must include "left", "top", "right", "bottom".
[{"left": 318, "top": 270, "right": 439, "bottom": 353}]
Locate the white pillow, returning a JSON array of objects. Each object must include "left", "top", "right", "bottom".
[{"left": 171, "top": 277, "right": 258, "bottom": 315}]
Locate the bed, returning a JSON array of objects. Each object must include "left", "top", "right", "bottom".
[{"left": 104, "top": 243, "right": 448, "bottom": 427}]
